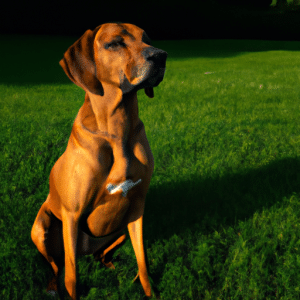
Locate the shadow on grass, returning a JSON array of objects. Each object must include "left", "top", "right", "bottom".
[
  {"left": 6, "top": 156, "right": 299, "bottom": 299},
  {"left": 1, "top": 35, "right": 300, "bottom": 86},
  {"left": 0, "top": 35, "right": 76, "bottom": 86},
  {"left": 144, "top": 157, "right": 300, "bottom": 242},
  {"left": 154, "top": 39, "right": 300, "bottom": 61}
]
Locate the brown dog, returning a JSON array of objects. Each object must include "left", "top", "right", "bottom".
[{"left": 31, "top": 23, "right": 167, "bottom": 299}]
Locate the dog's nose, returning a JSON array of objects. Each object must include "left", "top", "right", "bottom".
[{"left": 142, "top": 47, "right": 168, "bottom": 66}]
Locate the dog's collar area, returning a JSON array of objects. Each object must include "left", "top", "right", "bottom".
[{"left": 107, "top": 179, "right": 142, "bottom": 197}]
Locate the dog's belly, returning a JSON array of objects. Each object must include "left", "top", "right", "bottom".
[
  {"left": 77, "top": 225, "right": 124, "bottom": 256},
  {"left": 86, "top": 193, "right": 131, "bottom": 237}
]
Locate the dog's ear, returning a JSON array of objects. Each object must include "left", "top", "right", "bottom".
[
  {"left": 59, "top": 25, "right": 104, "bottom": 95},
  {"left": 144, "top": 87, "right": 154, "bottom": 98}
]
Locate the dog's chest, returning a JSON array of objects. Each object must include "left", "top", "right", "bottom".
[{"left": 84, "top": 192, "right": 131, "bottom": 237}]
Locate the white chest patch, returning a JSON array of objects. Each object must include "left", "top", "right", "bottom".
[{"left": 106, "top": 179, "right": 142, "bottom": 197}]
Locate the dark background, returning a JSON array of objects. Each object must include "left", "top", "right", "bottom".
[{"left": 1, "top": 0, "right": 300, "bottom": 41}]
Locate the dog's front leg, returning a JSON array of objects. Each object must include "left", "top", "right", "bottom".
[
  {"left": 62, "top": 210, "right": 79, "bottom": 300},
  {"left": 127, "top": 204, "right": 151, "bottom": 298}
]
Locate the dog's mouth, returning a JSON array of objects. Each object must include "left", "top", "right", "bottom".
[
  {"left": 148, "top": 66, "right": 166, "bottom": 86},
  {"left": 121, "top": 55, "right": 166, "bottom": 94},
  {"left": 132, "top": 64, "right": 166, "bottom": 88}
]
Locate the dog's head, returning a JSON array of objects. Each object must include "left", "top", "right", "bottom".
[{"left": 60, "top": 23, "right": 167, "bottom": 98}]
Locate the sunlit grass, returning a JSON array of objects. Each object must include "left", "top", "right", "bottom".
[{"left": 1, "top": 37, "right": 300, "bottom": 299}]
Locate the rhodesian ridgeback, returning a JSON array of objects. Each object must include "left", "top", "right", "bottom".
[{"left": 31, "top": 23, "right": 167, "bottom": 299}]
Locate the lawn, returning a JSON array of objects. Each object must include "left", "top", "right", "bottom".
[{"left": 1, "top": 36, "right": 300, "bottom": 299}]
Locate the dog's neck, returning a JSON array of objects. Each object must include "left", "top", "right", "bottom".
[
  {"left": 76, "top": 85, "right": 142, "bottom": 147},
  {"left": 72, "top": 85, "right": 143, "bottom": 182}
]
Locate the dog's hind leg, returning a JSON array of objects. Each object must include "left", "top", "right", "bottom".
[
  {"left": 93, "top": 233, "right": 126, "bottom": 269},
  {"left": 31, "top": 195, "right": 64, "bottom": 296}
]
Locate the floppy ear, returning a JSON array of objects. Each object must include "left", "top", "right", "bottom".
[
  {"left": 144, "top": 87, "right": 154, "bottom": 98},
  {"left": 59, "top": 25, "right": 104, "bottom": 95}
]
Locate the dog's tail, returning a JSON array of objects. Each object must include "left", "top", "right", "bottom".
[{"left": 106, "top": 179, "right": 142, "bottom": 197}]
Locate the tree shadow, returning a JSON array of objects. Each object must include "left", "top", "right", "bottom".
[
  {"left": 0, "top": 35, "right": 76, "bottom": 86},
  {"left": 1, "top": 35, "right": 300, "bottom": 86},
  {"left": 144, "top": 157, "right": 300, "bottom": 242},
  {"left": 153, "top": 39, "right": 300, "bottom": 61}
]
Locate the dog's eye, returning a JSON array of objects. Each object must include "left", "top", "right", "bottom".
[{"left": 105, "top": 41, "right": 126, "bottom": 50}]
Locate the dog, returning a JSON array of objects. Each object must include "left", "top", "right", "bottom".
[{"left": 31, "top": 22, "right": 167, "bottom": 299}]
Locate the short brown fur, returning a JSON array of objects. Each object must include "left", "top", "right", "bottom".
[{"left": 31, "top": 23, "right": 167, "bottom": 299}]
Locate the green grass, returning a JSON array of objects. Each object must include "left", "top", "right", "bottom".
[{"left": 1, "top": 37, "right": 300, "bottom": 299}]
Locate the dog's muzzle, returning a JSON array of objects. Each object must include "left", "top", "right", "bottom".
[
  {"left": 142, "top": 47, "right": 168, "bottom": 87},
  {"left": 142, "top": 47, "right": 168, "bottom": 67}
]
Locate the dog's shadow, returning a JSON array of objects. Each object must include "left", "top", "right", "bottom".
[
  {"left": 138, "top": 157, "right": 300, "bottom": 296},
  {"left": 145, "top": 157, "right": 300, "bottom": 241}
]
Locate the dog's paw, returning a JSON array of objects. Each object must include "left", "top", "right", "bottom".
[{"left": 46, "top": 276, "right": 58, "bottom": 297}]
